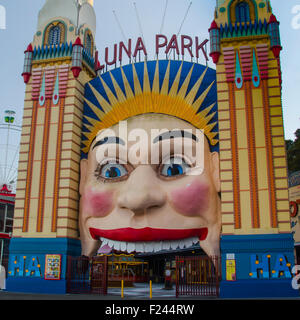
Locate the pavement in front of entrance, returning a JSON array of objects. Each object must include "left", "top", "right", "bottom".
[
  {"left": 0, "top": 283, "right": 215, "bottom": 300},
  {"left": 0, "top": 283, "right": 299, "bottom": 300}
]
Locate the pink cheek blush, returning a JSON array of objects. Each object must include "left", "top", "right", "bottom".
[
  {"left": 82, "top": 188, "right": 114, "bottom": 218},
  {"left": 170, "top": 181, "right": 210, "bottom": 217}
]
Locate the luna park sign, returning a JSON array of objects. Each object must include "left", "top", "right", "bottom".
[{"left": 95, "top": 34, "right": 209, "bottom": 71}]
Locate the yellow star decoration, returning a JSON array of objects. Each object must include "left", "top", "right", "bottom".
[{"left": 82, "top": 60, "right": 218, "bottom": 154}]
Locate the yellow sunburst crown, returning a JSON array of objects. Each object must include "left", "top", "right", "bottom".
[{"left": 82, "top": 60, "right": 218, "bottom": 155}]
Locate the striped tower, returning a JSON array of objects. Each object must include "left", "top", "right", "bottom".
[
  {"left": 210, "top": 0, "right": 298, "bottom": 297},
  {"left": 7, "top": 0, "right": 97, "bottom": 293}
]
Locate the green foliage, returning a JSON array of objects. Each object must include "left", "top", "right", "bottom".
[{"left": 286, "top": 129, "right": 300, "bottom": 174}]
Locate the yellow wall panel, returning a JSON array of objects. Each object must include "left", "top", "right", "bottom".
[
  {"left": 238, "top": 149, "right": 250, "bottom": 190},
  {"left": 240, "top": 191, "right": 252, "bottom": 232},
  {"left": 278, "top": 222, "right": 291, "bottom": 233},
  {"left": 220, "top": 160, "right": 232, "bottom": 171},
  {"left": 253, "top": 108, "right": 266, "bottom": 148},
  {"left": 270, "top": 117, "right": 283, "bottom": 126},
  {"left": 256, "top": 148, "right": 268, "bottom": 190},
  {"left": 252, "top": 89, "right": 263, "bottom": 108},
  {"left": 258, "top": 190, "right": 271, "bottom": 230},
  {"left": 45, "top": 160, "right": 55, "bottom": 198},
  {"left": 236, "top": 109, "right": 248, "bottom": 149},
  {"left": 269, "top": 107, "right": 282, "bottom": 116},
  {"left": 275, "top": 168, "right": 287, "bottom": 178},
  {"left": 235, "top": 90, "right": 246, "bottom": 109},
  {"left": 218, "top": 110, "right": 230, "bottom": 120},
  {"left": 218, "top": 101, "right": 230, "bottom": 110},
  {"left": 273, "top": 147, "right": 285, "bottom": 157},
  {"left": 222, "top": 214, "right": 234, "bottom": 224},
  {"left": 277, "top": 200, "right": 289, "bottom": 211},
  {"left": 221, "top": 192, "right": 234, "bottom": 202},
  {"left": 271, "top": 126, "right": 284, "bottom": 136},
  {"left": 222, "top": 203, "right": 234, "bottom": 212},
  {"left": 48, "top": 124, "right": 58, "bottom": 160},
  {"left": 272, "top": 137, "right": 285, "bottom": 146},
  {"left": 273, "top": 157, "right": 286, "bottom": 168},
  {"left": 30, "top": 162, "right": 41, "bottom": 197},
  {"left": 218, "top": 120, "right": 230, "bottom": 130},
  {"left": 275, "top": 178, "right": 288, "bottom": 189},
  {"left": 33, "top": 126, "right": 45, "bottom": 161},
  {"left": 221, "top": 181, "right": 233, "bottom": 191},
  {"left": 221, "top": 170, "right": 233, "bottom": 181},
  {"left": 218, "top": 91, "right": 229, "bottom": 100},
  {"left": 269, "top": 97, "right": 281, "bottom": 106}
]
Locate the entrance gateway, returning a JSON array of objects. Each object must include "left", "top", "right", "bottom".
[
  {"left": 66, "top": 254, "right": 220, "bottom": 297},
  {"left": 5, "top": 0, "right": 299, "bottom": 298}
]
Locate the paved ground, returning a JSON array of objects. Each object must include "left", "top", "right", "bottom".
[
  {"left": 0, "top": 282, "right": 299, "bottom": 300},
  {"left": 0, "top": 283, "right": 216, "bottom": 300}
]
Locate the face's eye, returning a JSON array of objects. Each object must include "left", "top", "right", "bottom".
[
  {"left": 160, "top": 156, "right": 191, "bottom": 178},
  {"left": 100, "top": 163, "right": 128, "bottom": 180}
]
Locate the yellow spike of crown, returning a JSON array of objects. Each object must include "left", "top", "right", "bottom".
[{"left": 82, "top": 60, "right": 218, "bottom": 154}]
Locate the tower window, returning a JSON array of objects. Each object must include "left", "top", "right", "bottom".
[
  {"left": 44, "top": 21, "right": 65, "bottom": 47},
  {"left": 86, "top": 34, "right": 92, "bottom": 54},
  {"left": 48, "top": 26, "right": 61, "bottom": 46},
  {"left": 84, "top": 30, "right": 94, "bottom": 55},
  {"left": 235, "top": 2, "right": 250, "bottom": 23}
]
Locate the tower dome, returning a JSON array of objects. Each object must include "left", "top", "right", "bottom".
[
  {"left": 37, "top": 0, "right": 96, "bottom": 36},
  {"left": 37, "top": 0, "right": 78, "bottom": 30}
]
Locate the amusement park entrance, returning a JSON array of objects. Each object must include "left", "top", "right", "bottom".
[{"left": 66, "top": 252, "right": 220, "bottom": 297}]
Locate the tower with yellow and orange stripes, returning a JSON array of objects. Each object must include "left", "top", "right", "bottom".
[
  {"left": 209, "top": 0, "right": 298, "bottom": 297},
  {"left": 7, "top": 0, "right": 97, "bottom": 293}
]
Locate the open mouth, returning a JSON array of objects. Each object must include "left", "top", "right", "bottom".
[{"left": 90, "top": 227, "right": 208, "bottom": 253}]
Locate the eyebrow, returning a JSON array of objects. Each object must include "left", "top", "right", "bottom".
[
  {"left": 92, "top": 136, "right": 125, "bottom": 150},
  {"left": 153, "top": 130, "right": 198, "bottom": 144}
]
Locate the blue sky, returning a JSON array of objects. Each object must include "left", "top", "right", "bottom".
[{"left": 0, "top": 0, "right": 299, "bottom": 141}]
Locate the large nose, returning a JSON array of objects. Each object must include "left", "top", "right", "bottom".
[{"left": 118, "top": 165, "right": 166, "bottom": 213}]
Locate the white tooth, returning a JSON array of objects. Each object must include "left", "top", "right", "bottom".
[
  {"left": 135, "top": 242, "right": 144, "bottom": 253},
  {"left": 120, "top": 241, "right": 127, "bottom": 252},
  {"left": 162, "top": 241, "right": 171, "bottom": 250},
  {"left": 179, "top": 239, "right": 185, "bottom": 249},
  {"left": 113, "top": 241, "right": 121, "bottom": 251},
  {"left": 145, "top": 242, "right": 154, "bottom": 253},
  {"left": 184, "top": 238, "right": 193, "bottom": 248},
  {"left": 107, "top": 240, "right": 115, "bottom": 248},
  {"left": 101, "top": 238, "right": 108, "bottom": 245},
  {"left": 192, "top": 237, "right": 199, "bottom": 245},
  {"left": 172, "top": 240, "right": 180, "bottom": 250},
  {"left": 127, "top": 243, "right": 135, "bottom": 253},
  {"left": 154, "top": 242, "right": 161, "bottom": 252}
]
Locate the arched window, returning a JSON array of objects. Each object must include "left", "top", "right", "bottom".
[
  {"left": 86, "top": 33, "right": 92, "bottom": 54},
  {"left": 235, "top": 2, "right": 251, "bottom": 23},
  {"left": 48, "top": 25, "right": 61, "bottom": 46},
  {"left": 84, "top": 30, "right": 94, "bottom": 55},
  {"left": 44, "top": 21, "right": 65, "bottom": 46}
]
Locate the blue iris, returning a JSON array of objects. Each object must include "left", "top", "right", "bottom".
[
  {"left": 161, "top": 157, "right": 190, "bottom": 177},
  {"left": 166, "top": 164, "right": 184, "bottom": 177},
  {"left": 101, "top": 163, "right": 128, "bottom": 179}
]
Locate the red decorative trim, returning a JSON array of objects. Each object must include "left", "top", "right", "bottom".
[
  {"left": 223, "top": 47, "right": 235, "bottom": 82},
  {"left": 239, "top": 46, "right": 252, "bottom": 81},
  {"left": 256, "top": 44, "right": 269, "bottom": 80}
]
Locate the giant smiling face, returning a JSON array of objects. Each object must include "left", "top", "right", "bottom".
[{"left": 79, "top": 113, "right": 221, "bottom": 258}]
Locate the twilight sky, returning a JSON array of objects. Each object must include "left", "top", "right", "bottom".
[{"left": 0, "top": 0, "right": 299, "bottom": 141}]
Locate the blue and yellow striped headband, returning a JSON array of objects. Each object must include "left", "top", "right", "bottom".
[{"left": 82, "top": 60, "right": 218, "bottom": 156}]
